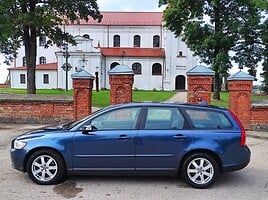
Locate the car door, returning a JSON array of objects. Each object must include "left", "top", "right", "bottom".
[
  {"left": 135, "top": 106, "right": 192, "bottom": 174},
  {"left": 72, "top": 107, "right": 141, "bottom": 173}
]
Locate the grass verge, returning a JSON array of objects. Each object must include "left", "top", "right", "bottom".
[
  {"left": 0, "top": 88, "right": 176, "bottom": 108},
  {"left": 211, "top": 92, "right": 268, "bottom": 108}
]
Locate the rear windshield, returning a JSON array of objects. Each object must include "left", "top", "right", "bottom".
[{"left": 185, "top": 109, "right": 233, "bottom": 129}]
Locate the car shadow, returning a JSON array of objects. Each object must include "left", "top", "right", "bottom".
[{"left": 68, "top": 175, "right": 189, "bottom": 187}]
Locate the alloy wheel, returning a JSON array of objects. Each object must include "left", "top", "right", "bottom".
[
  {"left": 31, "top": 155, "right": 58, "bottom": 182},
  {"left": 187, "top": 157, "right": 214, "bottom": 185}
]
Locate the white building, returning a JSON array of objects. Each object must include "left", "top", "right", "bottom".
[{"left": 9, "top": 12, "right": 198, "bottom": 90}]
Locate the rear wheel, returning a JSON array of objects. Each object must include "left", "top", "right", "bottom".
[
  {"left": 181, "top": 153, "right": 219, "bottom": 189},
  {"left": 26, "top": 149, "right": 65, "bottom": 185}
]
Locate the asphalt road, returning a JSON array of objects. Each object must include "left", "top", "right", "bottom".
[{"left": 0, "top": 124, "right": 267, "bottom": 200}]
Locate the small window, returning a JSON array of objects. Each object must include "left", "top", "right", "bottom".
[
  {"left": 185, "top": 109, "right": 232, "bottom": 129},
  {"left": 152, "top": 63, "right": 162, "bottom": 75},
  {"left": 22, "top": 57, "right": 26, "bottom": 66},
  {"left": 132, "top": 63, "right": 142, "bottom": 74},
  {"left": 153, "top": 35, "right": 160, "bottom": 47},
  {"left": 39, "top": 36, "right": 46, "bottom": 46},
  {"left": 91, "top": 107, "right": 141, "bottom": 130},
  {"left": 110, "top": 62, "right": 120, "bottom": 70},
  {"left": 39, "top": 56, "right": 46, "bottom": 64},
  {"left": 20, "top": 74, "right": 26, "bottom": 84},
  {"left": 83, "top": 34, "right": 90, "bottom": 39},
  {"left": 43, "top": 74, "right": 49, "bottom": 84},
  {"left": 113, "top": 35, "right": 120, "bottom": 47},
  {"left": 133, "top": 35, "right": 141, "bottom": 47},
  {"left": 145, "top": 107, "right": 184, "bottom": 130},
  {"left": 178, "top": 51, "right": 183, "bottom": 57}
]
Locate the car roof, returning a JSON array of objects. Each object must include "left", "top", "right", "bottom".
[{"left": 105, "top": 102, "right": 227, "bottom": 111}]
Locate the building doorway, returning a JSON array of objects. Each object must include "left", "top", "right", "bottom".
[{"left": 175, "top": 75, "right": 186, "bottom": 90}]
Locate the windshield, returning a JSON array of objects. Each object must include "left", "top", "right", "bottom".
[{"left": 63, "top": 108, "right": 104, "bottom": 130}]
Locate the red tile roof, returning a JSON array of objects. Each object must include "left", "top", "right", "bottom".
[
  {"left": 101, "top": 48, "right": 165, "bottom": 58},
  {"left": 8, "top": 63, "right": 57, "bottom": 71},
  {"left": 78, "top": 12, "right": 163, "bottom": 26}
]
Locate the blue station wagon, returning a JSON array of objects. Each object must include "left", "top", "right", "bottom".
[{"left": 10, "top": 102, "right": 250, "bottom": 188}]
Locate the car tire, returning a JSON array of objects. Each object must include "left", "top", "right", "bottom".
[
  {"left": 26, "top": 149, "right": 65, "bottom": 185},
  {"left": 181, "top": 153, "right": 219, "bottom": 189}
]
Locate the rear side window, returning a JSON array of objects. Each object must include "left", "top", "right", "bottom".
[
  {"left": 145, "top": 107, "right": 184, "bottom": 130},
  {"left": 185, "top": 109, "right": 232, "bottom": 129}
]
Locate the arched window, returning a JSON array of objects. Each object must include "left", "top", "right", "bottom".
[
  {"left": 153, "top": 35, "right": 160, "bottom": 47},
  {"left": 132, "top": 63, "right": 142, "bottom": 74},
  {"left": 83, "top": 34, "right": 90, "bottom": 39},
  {"left": 133, "top": 35, "right": 141, "bottom": 47},
  {"left": 110, "top": 62, "right": 120, "bottom": 70},
  {"left": 113, "top": 35, "right": 120, "bottom": 47},
  {"left": 175, "top": 75, "right": 186, "bottom": 90},
  {"left": 22, "top": 57, "right": 26, "bottom": 66},
  {"left": 152, "top": 63, "right": 162, "bottom": 75},
  {"left": 39, "top": 56, "right": 46, "bottom": 64}
]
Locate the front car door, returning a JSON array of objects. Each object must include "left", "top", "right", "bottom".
[
  {"left": 72, "top": 107, "right": 141, "bottom": 173},
  {"left": 135, "top": 106, "right": 192, "bottom": 174}
]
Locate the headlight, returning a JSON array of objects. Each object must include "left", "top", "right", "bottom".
[{"left": 14, "top": 140, "right": 27, "bottom": 150}]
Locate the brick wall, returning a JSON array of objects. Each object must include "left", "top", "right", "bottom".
[
  {"left": 228, "top": 80, "right": 253, "bottom": 129},
  {"left": 0, "top": 94, "right": 73, "bottom": 123},
  {"left": 250, "top": 103, "right": 268, "bottom": 131},
  {"left": 0, "top": 71, "right": 95, "bottom": 124},
  {"left": 187, "top": 75, "right": 213, "bottom": 104},
  {"left": 0, "top": 84, "right": 10, "bottom": 88},
  {"left": 109, "top": 74, "right": 134, "bottom": 105}
]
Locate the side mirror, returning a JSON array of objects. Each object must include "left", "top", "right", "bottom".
[{"left": 82, "top": 124, "right": 94, "bottom": 134}]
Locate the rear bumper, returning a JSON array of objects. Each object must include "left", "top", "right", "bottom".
[{"left": 222, "top": 145, "right": 251, "bottom": 172}]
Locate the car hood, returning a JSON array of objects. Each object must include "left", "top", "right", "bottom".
[{"left": 16, "top": 124, "right": 67, "bottom": 140}]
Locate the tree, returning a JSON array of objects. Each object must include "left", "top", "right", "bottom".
[
  {"left": 260, "top": 17, "right": 268, "bottom": 94},
  {"left": 0, "top": 0, "right": 102, "bottom": 94},
  {"left": 160, "top": 0, "right": 262, "bottom": 100},
  {"left": 232, "top": 2, "right": 262, "bottom": 79}
]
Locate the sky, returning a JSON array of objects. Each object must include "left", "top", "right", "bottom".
[
  {"left": 98, "top": 0, "right": 165, "bottom": 12},
  {"left": 0, "top": 0, "right": 165, "bottom": 83}
]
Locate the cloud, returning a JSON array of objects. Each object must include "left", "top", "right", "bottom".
[{"left": 98, "top": 0, "right": 165, "bottom": 11}]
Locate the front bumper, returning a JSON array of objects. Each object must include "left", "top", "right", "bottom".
[{"left": 10, "top": 148, "right": 28, "bottom": 172}]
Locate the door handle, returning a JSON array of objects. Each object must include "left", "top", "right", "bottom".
[
  {"left": 173, "top": 134, "right": 186, "bottom": 140},
  {"left": 118, "top": 134, "right": 131, "bottom": 140}
]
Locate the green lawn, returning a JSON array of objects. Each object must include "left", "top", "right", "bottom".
[
  {"left": 0, "top": 88, "right": 73, "bottom": 95},
  {"left": 211, "top": 92, "right": 268, "bottom": 108},
  {"left": 211, "top": 92, "right": 229, "bottom": 108},
  {"left": 0, "top": 88, "right": 175, "bottom": 108},
  {"left": 1, "top": 88, "right": 266, "bottom": 108}
]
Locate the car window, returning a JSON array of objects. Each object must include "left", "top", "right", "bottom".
[
  {"left": 185, "top": 109, "right": 232, "bottom": 129},
  {"left": 145, "top": 107, "right": 184, "bottom": 130},
  {"left": 91, "top": 107, "right": 141, "bottom": 130}
]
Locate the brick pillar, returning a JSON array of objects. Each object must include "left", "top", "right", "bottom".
[
  {"left": 71, "top": 70, "right": 95, "bottom": 120},
  {"left": 108, "top": 65, "right": 134, "bottom": 105},
  {"left": 186, "top": 65, "right": 215, "bottom": 104},
  {"left": 228, "top": 71, "right": 254, "bottom": 129}
]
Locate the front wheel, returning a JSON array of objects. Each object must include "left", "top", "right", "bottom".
[
  {"left": 26, "top": 149, "right": 65, "bottom": 185},
  {"left": 181, "top": 153, "right": 219, "bottom": 189}
]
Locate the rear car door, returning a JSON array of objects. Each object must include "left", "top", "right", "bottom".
[{"left": 135, "top": 106, "right": 192, "bottom": 174}]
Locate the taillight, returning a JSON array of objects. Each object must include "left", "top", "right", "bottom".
[{"left": 229, "top": 110, "right": 246, "bottom": 146}]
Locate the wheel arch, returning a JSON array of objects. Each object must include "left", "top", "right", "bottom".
[
  {"left": 23, "top": 147, "right": 67, "bottom": 173},
  {"left": 179, "top": 149, "right": 223, "bottom": 175}
]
